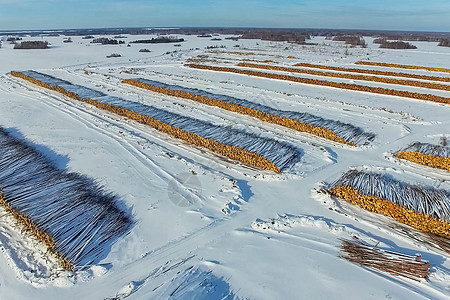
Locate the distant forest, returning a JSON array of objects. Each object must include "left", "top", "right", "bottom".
[
  {"left": 130, "top": 36, "right": 185, "bottom": 44},
  {"left": 379, "top": 41, "right": 417, "bottom": 49},
  {"left": 91, "top": 37, "right": 125, "bottom": 45},
  {"left": 2, "top": 27, "right": 448, "bottom": 40},
  {"left": 14, "top": 41, "right": 48, "bottom": 49},
  {"left": 2, "top": 28, "right": 450, "bottom": 50},
  {"left": 240, "top": 31, "right": 309, "bottom": 44},
  {"left": 374, "top": 38, "right": 417, "bottom": 49},
  {"left": 332, "top": 35, "right": 366, "bottom": 47},
  {"left": 439, "top": 39, "right": 450, "bottom": 47}
]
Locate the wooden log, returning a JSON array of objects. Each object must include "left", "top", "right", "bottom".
[
  {"left": 355, "top": 61, "right": 450, "bottom": 73},
  {"left": 11, "top": 71, "right": 282, "bottom": 173},
  {"left": 396, "top": 151, "right": 450, "bottom": 171},
  {"left": 293, "top": 62, "right": 450, "bottom": 83},
  {"left": 123, "top": 79, "right": 354, "bottom": 146},
  {"left": 238, "top": 62, "right": 450, "bottom": 92},
  {"left": 187, "top": 64, "right": 450, "bottom": 105},
  {"left": 340, "top": 239, "right": 430, "bottom": 280},
  {"left": 0, "top": 192, "right": 72, "bottom": 270},
  {"left": 329, "top": 186, "right": 450, "bottom": 238}
]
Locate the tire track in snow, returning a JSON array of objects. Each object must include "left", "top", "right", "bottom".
[{"left": 4, "top": 76, "right": 213, "bottom": 203}]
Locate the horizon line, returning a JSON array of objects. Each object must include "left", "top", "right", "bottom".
[{"left": 1, "top": 26, "right": 449, "bottom": 35}]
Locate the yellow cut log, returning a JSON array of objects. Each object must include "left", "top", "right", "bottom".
[
  {"left": 187, "top": 64, "right": 450, "bottom": 105},
  {"left": 396, "top": 151, "right": 450, "bottom": 171},
  {"left": 236, "top": 62, "right": 450, "bottom": 91},
  {"left": 123, "top": 79, "right": 354, "bottom": 146},
  {"left": 294, "top": 62, "right": 450, "bottom": 83},
  {"left": 355, "top": 61, "right": 450, "bottom": 74},
  {"left": 0, "top": 192, "right": 73, "bottom": 270},
  {"left": 11, "top": 71, "right": 282, "bottom": 173},
  {"left": 329, "top": 186, "right": 450, "bottom": 238}
]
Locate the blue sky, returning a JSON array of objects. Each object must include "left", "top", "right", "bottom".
[{"left": 1, "top": 0, "right": 449, "bottom": 32}]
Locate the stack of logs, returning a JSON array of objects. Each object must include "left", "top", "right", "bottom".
[
  {"left": 187, "top": 64, "right": 450, "bottom": 105},
  {"left": 237, "top": 62, "right": 450, "bottom": 92},
  {"left": 84, "top": 98, "right": 281, "bottom": 173},
  {"left": 328, "top": 185, "right": 450, "bottom": 238},
  {"left": 396, "top": 151, "right": 450, "bottom": 171},
  {"left": 11, "top": 71, "right": 84, "bottom": 102},
  {"left": 294, "top": 62, "right": 450, "bottom": 83},
  {"left": 355, "top": 61, "right": 450, "bottom": 74},
  {"left": 209, "top": 51, "right": 255, "bottom": 56},
  {"left": 11, "top": 71, "right": 282, "bottom": 173},
  {"left": 0, "top": 192, "right": 72, "bottom": 270},
  {"left": 243, "top": 59, "right": 275, "bottom": 64},
  {"left": 122, "top": 79, "right": 354, "bottom": 146}
]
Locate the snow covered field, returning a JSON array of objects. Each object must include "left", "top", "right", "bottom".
[{"left": 1, "top": 33, "right": 450, "bottom": 299}]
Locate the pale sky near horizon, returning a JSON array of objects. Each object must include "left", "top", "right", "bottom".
[{"left": 1, "top": 0, "right": 449, "bottom": 32}]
